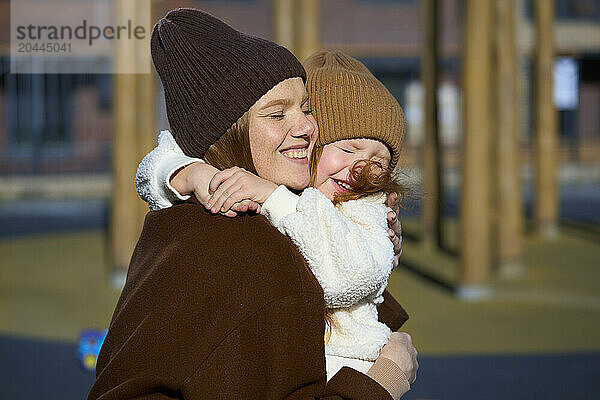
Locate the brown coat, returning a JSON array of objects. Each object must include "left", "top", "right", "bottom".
[{"left": 88, "top": 203, "right": 408, "bottom": 399}]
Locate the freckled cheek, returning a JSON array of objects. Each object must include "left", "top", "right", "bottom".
[
  {"left": 255, "top": 132, "right": 283, "bottom": 161},
  {"left": 249, "top": 143, "right": 278, "bottom": 177}
]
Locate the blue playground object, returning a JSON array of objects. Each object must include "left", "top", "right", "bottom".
[{"left": 77, "top": 329, "right": 107, "bottom": 372}]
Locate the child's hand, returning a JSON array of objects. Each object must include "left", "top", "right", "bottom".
[
  {"left": 386, "top": 192, "right": 402, "bottom": 268},
  {"left": 170, "top": 162, "right": 244, "bottom": 218},
  {"left": 206, "top": 167, "right": 277, "bottom": 215},
  {"left": 171, "top": 161, "right": 219, "bottom": 204},
  {"left": 228, "top": 199, "right": 262, "bottom": 215}
]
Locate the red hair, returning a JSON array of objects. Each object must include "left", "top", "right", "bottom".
[{"left": 308, "top": 145, "right": 408, "bottom": 209}]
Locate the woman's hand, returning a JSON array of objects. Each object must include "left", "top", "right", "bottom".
[
  {"left": 378, "top": 332, "right": 418, "bottom": 385},
  {"left": 206, "top": 167, "right": 278, "bottom": 215},
  {"left": 386, "top": 192, "right": 402, "bottom": 268},
  {"left": 367, "top": 332, "right": 418, "bottom": 399}
]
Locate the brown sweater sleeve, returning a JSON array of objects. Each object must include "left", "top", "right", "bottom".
[{"left": 378, "top": 290, "right": 409, "bottom": 331}]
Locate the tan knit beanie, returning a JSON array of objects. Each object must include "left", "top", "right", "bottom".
[{"left": 305, "top": 50, "right": 404, "bottom": 169}]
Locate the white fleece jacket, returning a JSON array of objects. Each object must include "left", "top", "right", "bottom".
[
  {"left": 272, "top": 186, "right": 394, "bottom": 363},
  {"left": 135, "top": 131, "right": 398, "bottom": 373},
  {"left": 135, "top": 130, "right": 204, "bottom": 211}
]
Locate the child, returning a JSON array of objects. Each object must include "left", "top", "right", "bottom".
[{"left": 136, "top": 51, "right": 408, "bottom": 380}]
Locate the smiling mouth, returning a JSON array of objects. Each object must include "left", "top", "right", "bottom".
[
  {"left": 332, "top": 179, "right": 352, "bottom": 191},
  {"left": 281, "top": 147, "right": 308, "bottom": 160}
]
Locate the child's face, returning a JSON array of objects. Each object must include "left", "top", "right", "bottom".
[{"left": 313, "top": 138, "right": 391, "bottom": 201}]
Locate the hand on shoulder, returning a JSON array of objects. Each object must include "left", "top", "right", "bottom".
[{"left": 206, "top": 167, "right": 278, "bottom": 215}]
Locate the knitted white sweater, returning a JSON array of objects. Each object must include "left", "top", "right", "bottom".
[{"left": 135, "top": 131, "right": 398, "bottom": 374}]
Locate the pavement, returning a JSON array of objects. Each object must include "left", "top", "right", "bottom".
[
  {"left": 1, "top": 211, "right": 599, "bottom": 399},
  {"left": 1, "top": 333, "right": 597, "bottom": 400}
]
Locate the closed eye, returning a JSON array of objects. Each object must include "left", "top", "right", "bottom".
[{"left": 337, "top": 146, "right": 353, "bottom": 154}]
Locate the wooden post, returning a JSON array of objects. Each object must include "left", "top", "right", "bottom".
[
  {"left": 494, "top": 0, "right": 524, "bottom": 277},
  {"left": 533, "top": 0, "right": 559, "bottom": 239},
  {"left": 420, "top": 0, "right": 443, "bottom": 251},
  {"left": 110, "top": 0, "right": 155, "bottom": 286},
  {"left": 136, "top": 1, "right": 156, "bottom": 224},
  {"left": 273, "top": 0, "right": 296, "bottom": 52},
  {"left": 295, "top": 0, "right": 321, "bottom": 62},
  {"left": 459, "top": 0, "right": 493, "bottom": 299},
  {"left": 111, "top": 0, "right": 138, "bottom": 284},
  {"left": 273, "top": 0, "right": 320, "bottom": 63}
]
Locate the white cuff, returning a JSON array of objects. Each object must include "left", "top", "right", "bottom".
[
  {"left": 260, "top": 185, "right": 300, "bottom": 227},
  {"left": 158, "top": 155, "right": 204, "bottom": 203}
]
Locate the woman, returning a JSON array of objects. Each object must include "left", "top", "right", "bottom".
[
  {"left": 88, "top": 8, "right": 416, "bottom": 400},
  {"left": 136, "top": 50, "right": 412, "bottom": 381}
]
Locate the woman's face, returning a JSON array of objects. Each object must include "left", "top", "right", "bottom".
[
  {"left": 313, "top": 138, "right": 391, "bottom": 201},
  {"left": 248, "top": 77, "right": 317, "bottom": 190}
]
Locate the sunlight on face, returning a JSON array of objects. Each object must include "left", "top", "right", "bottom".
[
  {"left": 248, "top": 77, "right": 317, "bottom": 190},
  {"left": 313, "top": 138, "right": 390, "bottom": 201}
]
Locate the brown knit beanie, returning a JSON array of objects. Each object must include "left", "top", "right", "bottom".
[
  {"left": 151, "top": 8, "right": 306, "bottom": 158},
  {"left": 305, "top": 50, "right": 405, "bottom": 169}
]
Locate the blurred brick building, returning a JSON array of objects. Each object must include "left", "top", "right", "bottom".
[{"left": 0, "top": 0, "right": 599, "bottom": 176}]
